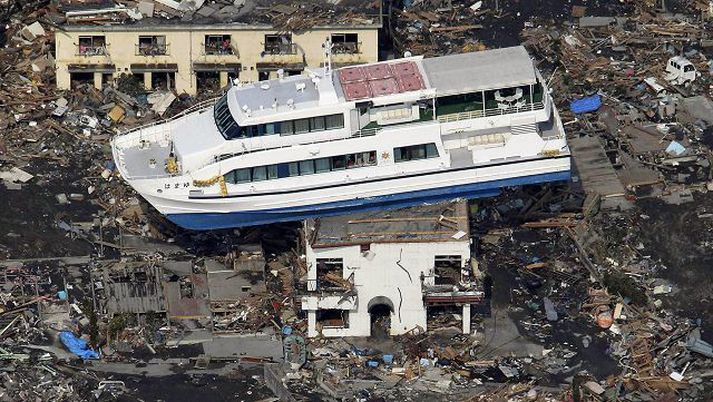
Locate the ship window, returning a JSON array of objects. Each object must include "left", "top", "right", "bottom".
[
  {"left": 214, "top": 94, "right": 243, "bottom": 139},
  {"left": 394, "top": 143, "right": 439, "bottom": 162},
  {"left": 252, "top": 166, "right": 268, "bottom": 181},
  {"left": 315, "top": 158, "right": 331, "bottom": 173},
  {"left": 223, "top": 150, "right": 377, "bottom": 185},
  {"left": 331, "top": 155, "right": 346, "bottom": 170},
  {"left": 281, "top": 120, "right": 295, "bottom": 135},
  {"left": 299, "top": 160, "right": 315, "bottom": 175},
  {"left": 311, "top": 116, "right": 326, "bottom": 131},
  {"left": 224, "top": 168, "right": 251, "bottom": 184},
  {"left": 294, "top": 118, "right": 310, "bottom": 134},
  {"left": 264, "top": 122, "right": 278, "bottom": 135},
  {"left": 326, "top": 114, "right": 344, "bottom": 130}
]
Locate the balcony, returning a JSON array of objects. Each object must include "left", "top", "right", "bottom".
[
  {"left": 332, "top": 42, "right": 360, "bottom": 54},
  {"left": 77, "top": 45, "right": 108, "bottom": 57},
  {"left": 203, "top": 43, "right": 237, "bottom": 56},
  {"left": 307, "top": 272, "right": 355, "bottom": 294},
  {"left": 136, "top": 43, "right": 169, "bottom": 56},
  {"left": 263, "top": 42, "right": 298, "bottom": 55}
]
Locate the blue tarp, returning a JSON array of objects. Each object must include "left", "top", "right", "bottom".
[
  {"left": 665, "top": 141, "right": 686, "bottom": 156},
  {"left": 59, "top": 331, "right": 99, "bottom": 360},
  {"left": 570, "top": 95, "right": 602, "bottom": 114}
]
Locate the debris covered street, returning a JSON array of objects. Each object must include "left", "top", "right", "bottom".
[{"left": 0, "top": 0, "right": 712, "bottom": 401}]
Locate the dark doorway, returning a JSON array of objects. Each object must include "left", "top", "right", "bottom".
[
  {"left": 151, "top": 71, "right": 175, "bottom": 90},
  {"left": 368, "top": 301, "right": 392, "bottom": 339},
  {"left": 196, "top": 71, "right": 220, "bottom": 93},
  {"left": 258, "top": 71, "right": 270, "bottom": 81},
  {"left": 70, "top": 72, "right": 94, "bottom": 89},
  {"left": 102, "top": 73, "right": 113, "bottom": 88}
]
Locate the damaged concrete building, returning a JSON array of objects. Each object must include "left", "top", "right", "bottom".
[
  {"left": 54, "top": 0, "right": 381, "bottom": 94},
  {"left": 301, "top": 200, "right": 485, "bottom": 338}
]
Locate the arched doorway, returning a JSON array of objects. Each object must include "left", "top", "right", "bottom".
[{"left": 368, "top": 296, "right": 394, "bottom": 338}]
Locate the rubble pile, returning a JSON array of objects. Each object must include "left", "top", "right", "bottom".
[
  {"left": 523, "top": 5, "right": 713, "bottom": 202},
  {"left": 0, "top": 0, "right": 713, "bottom": 401},
  {"left": 56, "top": 0, "right": 380, "bottom": 30},
  {"left": 392, "top": 0, "right": 637, "bottom": 55}
]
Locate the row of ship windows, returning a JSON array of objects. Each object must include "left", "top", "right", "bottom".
[
  {"left": 214, "top": 95, "right": 345, "bottom": 139},
  {"left": 223, "top": 144, "right": 439, "bottom": 184}
]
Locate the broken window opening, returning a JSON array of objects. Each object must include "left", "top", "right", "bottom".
[
  {"left": 315, "top": 258, "right": 347, "bottom": 291},
  {"left": 434, "top": 255, "right": 463, "bottom": 286},
  {"left": 204, "top": 34, "right": 233, "bottom": 55},
  {"left": 331, "top": 33, "right": 359, "bottom": 54},
  {"left": 78, "top": 35, "right": 106, "bottom": 56},
  {"left": 316, "top": 309, "right": 349, "bottom": 328},
  {"left": 427, "top": 304, "right": 464, "bottom": 329},
  {"left": 137, "top": 36, "right": 168, "bottom": 56},
  {"left": 264, "top": 34, "right": 295, "bottom": 54}
]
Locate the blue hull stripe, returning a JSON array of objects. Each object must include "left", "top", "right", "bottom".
[{"left": 167, "top": 171, "right": 571, "bottom": 230}]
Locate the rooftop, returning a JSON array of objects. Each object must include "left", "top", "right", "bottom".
[
  {"left": 421, "top": 46, "right": 537, "bottom": 96},
  {"left": 337, "top": 60, "right": 428, "bottom": 101},
  {"left": 226, "top": 46, "right": 540, "bottom": 122},
  {"left": 234, "top": 75, "right": 319, "bottom": 114},
  {"left": 58, "top": 0, "right": 382, "bottom": 29},
  {"left": 307, "top": 200, "right": 470, "bottom": 248}
]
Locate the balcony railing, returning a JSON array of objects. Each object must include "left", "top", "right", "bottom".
[
  {"left": 136, "top": 43, "right": 169, "bottom": 56},
  {"left": 308, "top": 272, "right": 355, "bottom": 294},
  {"left": 437, "top": 101, "right": 545, "bottom": 123},
  {"left": 263, "top": 42, "right": 297, "bottom": 55},
  {"left": 77, "top": 45, "right": 108, "bottom": 56},
  {"left": 203, "top": 44, "right": 237, "bottom": 56},
  {"left": 332, "top": 42, "right": 360, "bottom": 54}
]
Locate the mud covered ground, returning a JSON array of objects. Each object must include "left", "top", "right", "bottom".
[
  {"left": 636, "top": 193, "right": 713, "bottom": 342},
  {"left": 114, "top": 369, "right": 273, "bottom": 402}
]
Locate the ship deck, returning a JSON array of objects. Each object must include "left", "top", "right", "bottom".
[{"left": 120, "top": 144, "right": 173, "bottom": 179}]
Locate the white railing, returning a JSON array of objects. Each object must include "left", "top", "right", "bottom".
[
  {"left": 350, "top": 127, "right": 382, "bottom": 138},
  {"left": 115, "top": 97, "right": 220, "bottom": 139},
  {"left": 437, "top": 101, "right": 545, "bottom": 123}
]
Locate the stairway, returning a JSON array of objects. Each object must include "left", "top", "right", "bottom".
[{"left": 510, "top": 122, "right": 538, "bottom": 136}]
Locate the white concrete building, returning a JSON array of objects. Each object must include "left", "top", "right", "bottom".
[{"left": 301, "top": 200, "right": 484, "bottom": 338}]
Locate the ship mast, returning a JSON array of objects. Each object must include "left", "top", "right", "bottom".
[{"left": 323, "top": 37, "right": 333, "bottom": 76}]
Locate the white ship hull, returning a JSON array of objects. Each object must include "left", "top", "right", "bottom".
[
  {"left": 111, "top": 47, "right": 572, "bottom": 230},
  {"left": 130, "top": 153, "right": 569, "bottom": 230}
]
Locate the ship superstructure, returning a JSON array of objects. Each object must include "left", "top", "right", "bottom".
[{"left": 111, "top": 46, "right": 570, "bottom": 230}]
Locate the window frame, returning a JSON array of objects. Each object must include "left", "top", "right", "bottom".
[{"left": 394, "top": 143, "right": 440, "bottom": 162}]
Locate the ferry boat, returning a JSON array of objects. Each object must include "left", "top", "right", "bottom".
[{"left": 111, "top": 45, "right": 571, "bottom": 230}]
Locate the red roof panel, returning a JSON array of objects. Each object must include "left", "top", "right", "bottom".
[
  {"left": 342, "top": 81, "right": 371, "bottom": 100},
  {"left": 339, "top": 66, "right": 366, "bottom": 83},
  {"left": 390, "top": 61, "right": 420, "bottom": 77},
  {"left": 363, "top": 64, "right": 393, "bottom": 80},
  {"left": 369, "top": 78, "right": 400, "bottom": 97},
  {"left": 396, "top": 73, "right": 425, "bottom": 92}
]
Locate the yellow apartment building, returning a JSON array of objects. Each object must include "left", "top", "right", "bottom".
[{"left": 55, "top": 22, "right": 380, "bottom": 95}]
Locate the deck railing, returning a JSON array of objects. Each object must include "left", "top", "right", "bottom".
[
  {"left": 437, "top": 101, "right": 545, "bottom": 123},
  {"left": 115, "top": 97, "right": 220, "bottom": 139}
]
